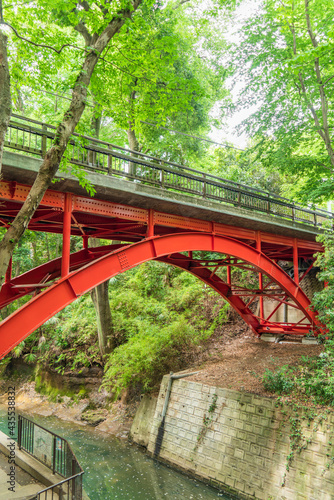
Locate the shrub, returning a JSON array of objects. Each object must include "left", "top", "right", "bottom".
[
  {"left": 102, "top": 318, "right": 210, "bottom": 397},
  {"left": 262, "top": 367, "right": 295, "bottom": 394}
]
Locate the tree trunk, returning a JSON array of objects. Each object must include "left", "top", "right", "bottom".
[
  {"left": 89, "top": 238, "right": 114, "bottom": 359},
  {"left": 127, "top": 88, "right": 140, "bottom": 177},
  {"left": 127, "top": 122, "right": 140, "bottom": 151},
  {"left": 0, "top": 0, "right": 142, "bottom": 286},
  {"left": 89, "top": 109, "right": 115, "bottom": 360},
  {"left": 0, "top": 30, "right": 12, "bottom": 174}
]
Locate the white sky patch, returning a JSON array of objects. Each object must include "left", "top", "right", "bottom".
[{"left": 208, "top": 0, "right": 263, "bottom": 148}]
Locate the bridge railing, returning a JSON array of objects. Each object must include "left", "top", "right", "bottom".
[
  {"left": 18, "top": 414, "right": 84, "bottom": 500},
  {"left": 4, "top": 114, "right": 333, "bottom": 228}
]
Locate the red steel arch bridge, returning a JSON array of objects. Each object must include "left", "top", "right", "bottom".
[{"left": 0, "top": 114, "right": 332, "bottom": 359}]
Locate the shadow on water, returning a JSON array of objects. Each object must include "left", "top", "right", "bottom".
[{"left": 0, "top": 406, "right": 236, "bottom": 500}]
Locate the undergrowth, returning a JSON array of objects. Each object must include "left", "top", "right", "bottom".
[{"left": 6, "top": 260, "right": 230, "bottom": 396}]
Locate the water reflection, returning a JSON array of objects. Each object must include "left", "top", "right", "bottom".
[{"left": 0, "top": 407, "right": 234, "bottom": 499}]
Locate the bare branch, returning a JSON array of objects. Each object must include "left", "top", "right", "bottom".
[
  {"left": 1, "top": 21, "right": 78, "bottom": 54},
  {"left": 323, "top": 75, "right": 334, "bottom": 86}
]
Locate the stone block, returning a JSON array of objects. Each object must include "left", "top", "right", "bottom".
[
  {"left": 238, "top": 440, "right": 251, "bottom": 452},
  {"left": 234, "top": 448, "right": 244, "bottom": 460},
  {"left": 234, "top": 420, "right": 244, "bottom": 431},
  {"left": 194, "top": 407, "right": 204, "bottom": 417},
  {"left": 224, "top": 476, "right": 235, "bottom": 488}
]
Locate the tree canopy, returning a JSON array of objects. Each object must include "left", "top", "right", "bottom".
[{"left": 232, "top": 0, "right": 334, "bottom": 203}]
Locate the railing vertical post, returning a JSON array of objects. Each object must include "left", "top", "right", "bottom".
[
  {"left": 71, "top": 459, "right": 76, "bottom": 500},
  {"left": 61, "top": 193, "right": 72, "bottom": 277},
  {"left": 293, "top": 238, "right": 299, "bottom": 286},
  {"left": 107, "top": 146, "right": 112, "bottom": 173},
  {"left": 202, "top": 174, "right": 206, "bottom": 198},
  {"left": 18, "top": 415, "right": 22, "bottom": 449},
  {"left": 53, "top": 435, "right": 56, "bottom": 474},
  {"left": 41, "top": 124, "right": 47, "bottom": 157}
]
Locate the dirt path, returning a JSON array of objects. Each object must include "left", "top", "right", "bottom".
[{"left": 186, "top": 324, "right": 323, "bottom": 397}]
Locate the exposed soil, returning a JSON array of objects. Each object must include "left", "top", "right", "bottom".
[
  {"left": 0, "top": 317, "right": 324, "bottom": 434},
  {"left": 185, "top": 318, "right": 323, "bottom": 398}
]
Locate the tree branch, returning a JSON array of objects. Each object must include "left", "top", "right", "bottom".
[
  {"left": 74, "top": 21, "right": 92, "bottom": 47},
  {"left": 172, "top": 0, "right": 191, "bottom": 10},
  {"left": 304, "top": 0, "right": 334, "bottom": 168},
  {"left": 0, "top": 0, "right": 144, "bottom": 285},
  {"left": 0, "top": 20, "right": 78, "bottom": 54}
]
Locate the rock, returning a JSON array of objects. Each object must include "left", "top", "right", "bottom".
[{"left": 81, "top": 409, "right": 109, "bottom": 426}]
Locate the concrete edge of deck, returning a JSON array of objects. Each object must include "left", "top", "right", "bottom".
[
  {"left": 2, "top": 150, "right": 322, "bottom": 241},
  {"left": 0, "top": 430, "right": 90, "bottom": 499}
]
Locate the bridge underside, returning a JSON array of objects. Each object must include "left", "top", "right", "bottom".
[{"left": 0, "top": 180, "right": 323, "bottom": 359}]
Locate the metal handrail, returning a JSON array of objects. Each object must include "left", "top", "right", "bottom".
[
  {"left": 18, "top": 415, "right": 84, "bottom": 500},
  {"left": 27, "top": 472, "right": 84, "bottom": 500},
  {"left": 5, "top": 114, "right": 333, "bottom": 228}
]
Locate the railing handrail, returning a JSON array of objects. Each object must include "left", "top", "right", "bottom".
[
  {"left": 8, "top": 114, "right": 323, "bottom": 207},
  {"left": 26, "top": 471, "right": 85, "bottom": 500},
  {"left": 18, "top": 414, "right": 83, "bottom": 473},
  {"left": 6, "top": 114, "right": 334, "bottom": 227}
]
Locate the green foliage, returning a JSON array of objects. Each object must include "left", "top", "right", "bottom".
[
  {"left": 103, "top": 318, "right": 209, "bottom": 396},
  {"left": 262, "top": 232, "right": 334, "bottom": 406},
  {"left": 9, "top": 257, "right": 229, "bottom": 395},
  {"left": 100, "top": 261, "right": 229, "bottom": 394},
  {"left": 231, "top": 0, "right": 334, "bottom": 203},
  {"left": 262, "top": 367, "right": 295, "bottom": 395},
  {"left": 12, "top": 341, "right": 25, "bottom": 359}
]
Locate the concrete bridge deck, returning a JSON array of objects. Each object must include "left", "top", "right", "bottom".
[{"left": 2, "top": 150, "right": 325, "bottom": 242}]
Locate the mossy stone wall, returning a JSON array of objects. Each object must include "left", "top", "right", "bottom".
[{"left": 133, "top": 376, "right": 334, "bottom": 500}]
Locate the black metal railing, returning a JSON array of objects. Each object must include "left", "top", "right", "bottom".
[
  {"left": 4, "top": 114, "right": 333, "bottom": 228},
  {"left": 18, "top": 415, "right": 84, "bottom": 500}
]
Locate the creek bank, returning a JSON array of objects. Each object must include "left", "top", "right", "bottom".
[
  {"left": 131, "top": 374, "right": 334, "bottom": 500},
  {"left": 0, "top": 360, "right": 139, "bottom": 439}
]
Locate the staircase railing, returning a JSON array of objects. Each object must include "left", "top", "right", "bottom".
[
  {"left": 4, "top": 113, "right": 333, "bottom": 228},
  {"left": 18, "top": 414, "right": 84, "bottom": 500}
]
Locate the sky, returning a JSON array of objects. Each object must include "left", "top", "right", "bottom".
[{"left": 208, "top": 0, "right": 262, "bottom": 149}]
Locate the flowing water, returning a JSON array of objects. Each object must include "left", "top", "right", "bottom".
[{"left": 0, "top": 407, "right": 237, "bottom": 500}]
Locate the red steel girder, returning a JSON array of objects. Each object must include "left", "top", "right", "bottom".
[
  {"left": 0, "top": 244, "right": 125, "bottom": 309},
  {"left": 158, "top": 253, "right": 260, "bottom": 333},
  {"left": 0, "top": 232, "right": 318, "bottom": 359},
  {"left": 0, "top": 180, "right": 323, "bottom": 259}
]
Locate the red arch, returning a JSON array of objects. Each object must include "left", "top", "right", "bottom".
[
  {"left": 158, "top": 253, "right": 261, "bottom": 332},
  {"left": 0, "top": 233, "right": 316, "bottom": 359}
]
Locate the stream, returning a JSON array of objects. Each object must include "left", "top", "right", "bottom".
[{"left": 0, "top": 406, "right": 236, "bottom": 500}]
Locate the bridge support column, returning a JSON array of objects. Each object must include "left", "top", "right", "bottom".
[
  {"left": 82, "top": 235, "right": 89, "bottom": 250},
  {"left": 227, "top": 258, "right": 231, "bottom": 285},
  {"left": 256, "top": 232, "right": 264, "bottom": 321},
  {"left": 61, "top": 194, "right": 72, "bottom": 277},
  {"left": 5, "top": 258, "right": 12, "bottom": 284},
  {"left": 147, "top": 209, "right": 154, "bottom": 237},
  {"left": 293, "top": 238, "right": 299, "bottom": 286}
]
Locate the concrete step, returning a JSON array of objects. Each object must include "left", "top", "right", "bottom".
[
  {"left": 0, "top": 483, "right": 44, "bottom": 500},
  {"left": 0, "top": 484, "right": 60, "bottom": 500}
]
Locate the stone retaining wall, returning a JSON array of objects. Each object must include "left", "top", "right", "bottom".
[{"left": 134, "top": 376, "right": 334, "bottom": 500}]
